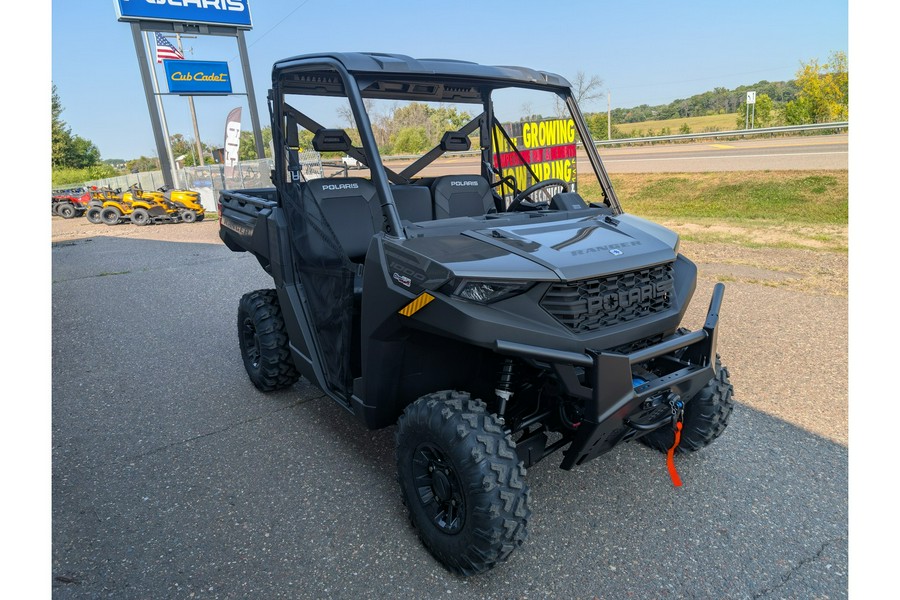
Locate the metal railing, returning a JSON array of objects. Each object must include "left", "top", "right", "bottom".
[
  {"left": 593, "top": 121, "right": 849, "bottom": 146},
  {"left": 375, "top": 121, "right": 849, "bottom": 163},
  {"left": 79, "top": 152, "right": 325, "bottom": 211}
]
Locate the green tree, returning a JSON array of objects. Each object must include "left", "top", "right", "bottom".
[
  {"left": 52, "top": 85, "right": 70, "bottom": 167},
  {"left": 391, "top": 126, "right": 429, "bottom": 154},
  {"left": 679, "top": 122, "right": 692, "bottom": 134},
  {"left": 238, "top": 127, "right": 274, "bottom": 160},
  {"left": 52, "top": 84, "right": 104, "bottom": 169},
  {"left": 64, "top": 135, "right": 102, "bottom": 168},
  {"left": 584, "top": 112, "right": 621, "bottom": 141},
  {"left": 126, "top": 156, "right": 160, "bottom": 172},
  {"left": 784, "top": 51, "right": 848, "bottom": 124}
]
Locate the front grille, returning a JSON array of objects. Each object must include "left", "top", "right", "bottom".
[{"left": 541, "top": 263, "right": 674, "bottom": 332}]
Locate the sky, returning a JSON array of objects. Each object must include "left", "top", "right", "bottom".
[{"left": 49, "top": 0, "right": 849, "bottom": 161}]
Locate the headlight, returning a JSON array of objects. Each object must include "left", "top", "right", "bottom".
[{"left": 444, "top": 279, "right": 533, "bottom": 304}]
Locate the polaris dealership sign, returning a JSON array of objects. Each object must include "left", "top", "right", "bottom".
[
  {"left": 115, "top": 0, "right": 253, "bottom": 29},
  {"left": 164, "top": 60, "right": 232, "bottom": 94}
]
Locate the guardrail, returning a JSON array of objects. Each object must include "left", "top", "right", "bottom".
[
  {"left": 378, "top": 122, "right": 849, "bottom": 162},
  {"left": 593, "top": 121, "right": 849, "bottom": 147}
]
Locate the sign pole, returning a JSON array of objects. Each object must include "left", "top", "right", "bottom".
[
  {"left": 607, "top": 91, "right": 611, "bottom": 141},
  {"left": 236, "top": 30, "right": 266, "bottom": 160},
  {"left": 131, "top": 22, "right": 174, "bottom": 188},
  {"left": 746, "top": 91, "right": 756, "bottom": 130}
]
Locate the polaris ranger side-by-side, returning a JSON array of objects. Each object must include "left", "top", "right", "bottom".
[{"left": 219, "top": 52, "right": 734, "bottom": 575}]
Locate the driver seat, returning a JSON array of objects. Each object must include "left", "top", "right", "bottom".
[{"left": 430, "top": 175, "right": 497, "bottom": 219}]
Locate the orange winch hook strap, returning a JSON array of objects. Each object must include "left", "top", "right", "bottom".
[{"left": 666, "top": 421, "right": 683, "bottom": 487}]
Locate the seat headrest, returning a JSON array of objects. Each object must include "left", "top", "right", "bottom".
[
  {"left": 312, "top": 128, "right": 353, "bottom": 152},
  {"left": 440, "top": 131, "right": 471, "bottom": 152}
]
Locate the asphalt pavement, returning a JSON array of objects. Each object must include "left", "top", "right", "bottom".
[{"left": 50, "top": 221, "right": 848, "bottom": 599}]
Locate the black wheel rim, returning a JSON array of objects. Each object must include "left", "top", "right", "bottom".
[
  {"left": 412, "top": 443, "right": 466, "bottom": 534},
  {"left": 241, "top": 317, "right": 260, "bottom": 369}
]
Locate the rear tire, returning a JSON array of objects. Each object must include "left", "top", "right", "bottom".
[
  {"left": 131, "top": 208, "right": 150, "bottom": 226},
  {"left": 100, "top": 207, "right": 121, "bottom": 225},
  {"left": 86, "top": 207, "right": 103, "bottom": 224},
  {"left": 237, "top": 289, "right": 300, "bottom": 392},
  {"left": 640, "top": 356, "right": 734, "bottom": 453},
  {"left": 58, "top": 204, "right": 76, "bottom": 218},
  {"left": 396, "top": 391, "right": 531, "bottom": 576}
]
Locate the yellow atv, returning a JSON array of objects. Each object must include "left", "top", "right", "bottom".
[
  {"left": 100, "top": 184, "right": 180, "bottom": 226},
  {"left": 157, "top": 186, "right": 206, "bottom": 223},
  {"left": 86, "top": 186, "right": 122, "bottom": 224}
]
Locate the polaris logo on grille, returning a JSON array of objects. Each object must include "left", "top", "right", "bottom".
[
  {"left": 321, "top": 183, "right": 359, "bottom": 191},
  {"left": 588, "top": 278, "right": 674, "bottom": 312},
  {"left": 450, "top": 180, "right": 480, "bottom": 187}
]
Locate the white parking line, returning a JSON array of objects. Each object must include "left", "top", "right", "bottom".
[{"left": 603, "top": 151, "right": 849, "bottom": 163}]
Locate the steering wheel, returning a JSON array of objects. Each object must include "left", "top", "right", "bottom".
[{"left": 507, "top": 178, "right": 570, "bottom": 212}]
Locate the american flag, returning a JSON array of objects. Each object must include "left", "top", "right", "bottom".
[{"left": 155, "top": 32, "right": 184, "bottom": 63}]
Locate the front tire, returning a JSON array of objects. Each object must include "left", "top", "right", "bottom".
[
  {"left": 640, "top": 357, "right": 734, "bottom": 453},
  {"left": 396, "top": 391, "right": 531, "bottom": 576},
  {"left": 85, "top": 207, "right": 103, "bottom": 224},
  {"left": 181, "top": 210, "right": 197, "bottom": 223},
  {"left": 100, "top": 207, "right": 121, "bottom": 225},
  {"left": 237, "top": 289, "right": 300, "bottom": 392},
  {"left": 58, "top": 204, "right": 76, "bottom": 219},
  {"left": 131, "top": 208, "right": 150, "bottom": 226}
]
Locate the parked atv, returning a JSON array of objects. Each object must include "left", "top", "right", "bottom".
[
  {"left": 85, "top": 187, "right": 122, "bottom": 224},
  {"left": 219, "top": 52, "right": 734, "bottom": 576},
  {"left": 52, "top": 188, "right": 91, "bottom": 219},
  {"left": 157, "top": 186, "right": 205, "bottom": 223},
  {"left": 100, "top": 184, "right": 182, "bottom": 226}
]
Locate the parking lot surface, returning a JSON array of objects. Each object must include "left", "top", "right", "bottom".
[{"left": 51, "top": 218, "right": 848, "bottom": 598}]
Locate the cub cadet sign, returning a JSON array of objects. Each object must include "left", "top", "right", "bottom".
[
  {"left": 493, "top": 118, "right": 578, "bottom": 198},
  {"left": 164, "top": 60, "right": 232, "bottom": 94},
  {"left": 115, "top": 0, "right": 253, "bottom": 29}
]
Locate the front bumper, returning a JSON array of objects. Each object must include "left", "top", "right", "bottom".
[{"left": 496, "top": 283, "right": 725, "bottom": 470}]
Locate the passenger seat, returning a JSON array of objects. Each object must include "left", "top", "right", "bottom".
[
  {"left": 390, "top": 185, "right": 433, "bottom": 222},
  {"left": 304, "top": 178, "right": 381, "bottom": 263},
  {"left": 430, "top": 175, "right": 497, "bottom": 219}
]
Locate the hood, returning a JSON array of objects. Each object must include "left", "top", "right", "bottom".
[{"left": 394, "top": 212, "right": 679, "bottom": 282}]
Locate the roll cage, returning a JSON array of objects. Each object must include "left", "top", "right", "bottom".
[{"left": 268, "top": 52, "right": 622, "bottom": 241}]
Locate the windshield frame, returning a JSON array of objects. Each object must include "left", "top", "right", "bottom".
[{"left": 271, "top": 55, "right": 623, "bottom": 240}]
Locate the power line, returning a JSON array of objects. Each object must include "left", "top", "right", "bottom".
[{"left": 243, "top": 1, "right": 313, "bottom": 51}]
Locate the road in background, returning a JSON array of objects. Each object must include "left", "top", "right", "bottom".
[
  {"left": 51, "top": 218, "right": 848, "bottom": 598},
  {"left": 356, "top": 134, "right": 848, "bottom": 178}
]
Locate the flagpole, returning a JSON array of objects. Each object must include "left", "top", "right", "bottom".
[
  {"left": 145, "top": 31, "right": 179, "bottom": 189},
  {"left": 175, "top": 33, "right": 206, "bottom": 168}
]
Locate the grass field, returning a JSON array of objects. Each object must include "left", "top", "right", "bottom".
[
  {"left": 614, "top": 113, "right": 740, "bottom": 136},
  {"left": 578, "top": 170, "right": 848, "bottom": 252}
]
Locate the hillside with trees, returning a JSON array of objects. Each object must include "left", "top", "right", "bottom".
[
  {"left": 52, "top": 51, "right": 848, "bottom": 185},
  {"left": 586, "top": 51, "right": 848, "bottom": 140}
]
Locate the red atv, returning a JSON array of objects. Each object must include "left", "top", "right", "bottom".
[{"left": 52, "top": 188, "right": 91, "bottom": 219}]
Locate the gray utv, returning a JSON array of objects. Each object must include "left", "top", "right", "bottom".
[{"left": 218, "top": 52, "right": 734, "bottom": 575}]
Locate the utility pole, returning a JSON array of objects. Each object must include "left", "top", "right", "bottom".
[
  {"left": 607, "top": 91, "right": 611, "bottom": 140},
  {"left": 174, "top": 33, "right": 205, "bottom": 166}
]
